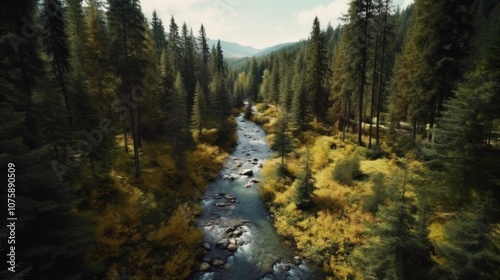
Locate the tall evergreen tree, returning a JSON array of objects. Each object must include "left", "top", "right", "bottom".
[
  {"left": 197, "top": 24, "right": 211, "bottom": 98},
  {"left": 432, "top": 196, "right": 500, "bottom": 280},
  {"left": 272, "top": 110, "right": 293, "bottom": 166},
  {"left": 294, "top": 147, "right": 314, "bottom": 210},
  {"left": 345, "top": 0, "right": 374, "bottom": 145},
  {"left": 355, "top": 165, "right": 430, "bottom": 279},
  {"left": 291, "top": 50, "right": 309, "bottom": 131},
  {"left": 245, "top": 56, "right": 260, "bottom": 101},
  {"left": 150, "top": 10, "right": 166, "bottom": 66},
  {"left": 168, "top": 16, "right": 182, "bottom": 74},
  {"left": 181, "top": 24, "right": 197, "bottom": 115},
  {"left": 191, "top": 81, "right": 207, "bottom": 135},
  {"left": 166, "top": 73, "right": 191, "bottom": 152},
  {"left": 42, "top": 0, "right": 72, "bottom": 125},
  {"left": 305, "top": 17, "right": 329, "bottom": 122},
  {"left": 329, "top": 31, "right": 353, "bottom": 141},
  {"left": 107, "top": 0, "right": 147, "bottom": 177},
  {"left": 1, "top": 3, "right": 93, "bottom": 276},
  {"left": 392, "top": 0, "right": 478, "bottom": 141}
]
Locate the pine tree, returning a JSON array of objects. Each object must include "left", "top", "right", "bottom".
[
  {"left": 197, "top": 24, "right": 211, "bottom": 98},
  {"left": 354, "top": 164, "right": 431, "bottom": 280},
  {"left": 375, "top": 0, "right": 396, "bottom": 145},
  {"left": 329, "top": 32, "right": 353, "bottom": 141},
  {"left": 272, "top": 110, "right": 293, "bottom": 166},
  {"left": 168, "top": 16, "right": 182, "bottom": 74},
  {"left": 181, "top": 24, "right": 197, "bottom": 115},
  {"left": 1, "top": 0, "right": 45, "bottom": 148},
  {"left": 85, "top": 0, "right": 116, "bottom": 122},
  {"left": 394, "top": 0, "right": 477, "bottom": 141},
  {"left": 345, "top": 0, "right": 374, "bottom": 145},
  {"left": 41, "top": 0, "right": 72, "bottom": 124},
  {"left": 268, "top": 56, "right": 280, "bottom": 104},
  {"left": 294, "top": 147, "right": 314, "bottom": 210},
  {"left": 191, "top": 81, "right": 207, "bottom": 135},
  {"left": 107, "top": 0, "right": 147, "bottom": 177},
  {"left": 278, "top": 53, "right": 293, "bottom": 111},
  {"left": 1, "top": 5, "right": 93, "bottom": 275},
  {"left": 433, "top": 196, "right": 500, "bottom": 280},
  {"left": 150, "top": 10, "right": 166, "bottom": 66},
  {"left": 166, "top": 73, "right": 191, "bottom": 152},
  {"left": 427, "top": 67, "right": 500, "bottom": 201},
  {"left": 245, "top": 56, "right": 260, "bottom": 101},
  {"left": 305, "top": 16, "right": 329, "bottom": 122},
  {"left": 291, "top": 50, "right": 308, "bottom": 131},
  {"left": 0, "top": 103, "right": 94, "bottom": 279}
]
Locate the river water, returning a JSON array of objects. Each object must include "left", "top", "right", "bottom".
[{"left": 189, "top": 113, "right": 324, "bottom": 280}]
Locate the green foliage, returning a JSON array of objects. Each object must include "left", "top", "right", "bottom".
[
  {"left": 333, "top": 154, "right": 361, "bottom": 185},
  {"left": 305, "top": 17, "right": 329, "bottom": 122},
  {"left": 294, "top": 148, "right": 315, "bottom": 210},
  {"left": 271, "top": 110, "right": 293, "bottom": 166},
  {"left": 291, "top": 50, "right": 309, "bottom": 131},
  {"left": 432, "top": 196, "right": 500, "bottom": 280},
  {"left": 363, "top": 173, "right": 388, "bottom": 214},
  {"left": 191, "top": 81, "right": 207, "bottom": 135},
  {"left": 365, "top": 144, "right": 387, "bottom": 160}
]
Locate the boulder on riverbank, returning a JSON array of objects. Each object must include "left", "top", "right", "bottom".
[
  {"left": 199, "top": 262, "right": 211, "bottom": 271},
  {"left": 212, "top": 258, "right": 225, "bottom": 266}
]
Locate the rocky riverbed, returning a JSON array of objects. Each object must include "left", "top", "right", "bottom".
[{"left": 189, "top": 113, "right": 323, "bottom": 280}]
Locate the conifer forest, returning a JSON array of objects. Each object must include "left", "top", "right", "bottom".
[{"left": 1, "top": 0, "right": 499, "bottom": 279}]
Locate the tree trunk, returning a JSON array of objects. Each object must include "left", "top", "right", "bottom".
[
  {"left": 358, "top": 15, "right": 369, "bottom": 146},
  {"left": 369, "top": 21, "right": 381, "bottom": 148},
  {"left": 123, "top": 127, "right": 128, "bottom": 153},
  {"left": 376, "top": 0, "right": 390, "bottom": 146},
  {"left": 130, "top": 107, "right": 141, "bottom": 178}
]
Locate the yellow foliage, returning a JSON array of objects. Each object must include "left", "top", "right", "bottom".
[
  {"left": 360, "top": 158, "right": 393, "bottom": 176},
  {"left": 91, "top": 133, "right": 231, "bottom": 278},
  {"left": 163, "top": 248, "right": 197, "bottom": 280},
  {"left": 311, "top": 136, "right": 334, "bottom": 171},
  {"left": 428, "top": 222, "right": 446, "bottom": 243},
  {"left": 148, "top": 203, "right": 202, "bottom": 246}
]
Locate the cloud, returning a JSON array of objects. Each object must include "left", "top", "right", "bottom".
[
  {"left": 401, "top": 0, "right": 414, "bottom": 9},
  {"left": 140, "top": 0, "right": 241, "bottom": 41},
  {"left": 296, "top": 0, "right": 348, "bottom": 28}
]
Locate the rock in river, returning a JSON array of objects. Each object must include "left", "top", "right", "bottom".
[
  {"left": 240, "top": 169, "right": 253, "bottom": 176},
  {"left": 232, "top": 229, "right": 243, "bottom": 237},
  {"left": 202, "top": 242, "right": 211, "bottom": 251},
  {"left": 227, "top": 244, "right": 239, "bottom": 252},
  {"left": 212, "top": 258, "right": 225, "bottom": 266},
  {"left": 217, "top": 238, "right": 229, "bottom": 249}
]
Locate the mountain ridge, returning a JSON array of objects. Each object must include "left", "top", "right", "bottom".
[{"left": 207, "top": 39, "right": 297, "bottom": 58}]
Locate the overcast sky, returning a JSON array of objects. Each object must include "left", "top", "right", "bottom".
[{"left": 140, "top": 0, "right": 413, "bottom": 49}]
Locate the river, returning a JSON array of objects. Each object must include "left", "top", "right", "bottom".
[{"left": 189, "top": 113, "right": 324, "bottom": 280}]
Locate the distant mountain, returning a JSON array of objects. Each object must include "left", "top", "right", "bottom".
[
  {"left": 255, "top": 42, "right": 297, "bottom": 57},
  {"left": 207, "top": 40, "right": 261, "bottom": 58},
  {"left": 207, "top": 40, "right": 299, "bottom": 58}
]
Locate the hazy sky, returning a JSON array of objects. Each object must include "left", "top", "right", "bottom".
[{"left": 140, "top": 0, "right": 413, "bottom": 49}]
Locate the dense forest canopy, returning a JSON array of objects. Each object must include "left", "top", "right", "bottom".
[{"left": 0, "top": 0, "right": 499, "bottom": 279}]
